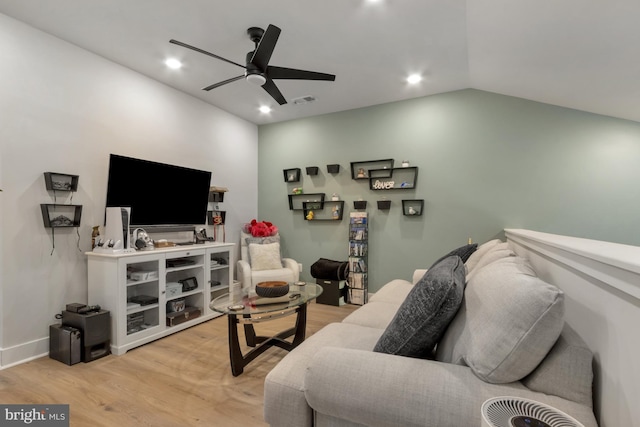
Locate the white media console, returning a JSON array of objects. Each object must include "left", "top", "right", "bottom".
[{"left": 87, "top": 242, "right": 235, "bottom": 355}]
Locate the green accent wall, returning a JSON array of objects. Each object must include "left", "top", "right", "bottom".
[{"left": 258, "top": 89, "right": 640, "bottom": 291}]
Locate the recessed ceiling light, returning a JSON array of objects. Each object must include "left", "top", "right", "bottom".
[
  {"left": 259, "top": 106, "right": 272, "bottom": 114},
  {"left": 164, "top": 58, "right": 182, "bottom": 70},
  {"left": 407, "top": 74, "right": 422, "bottom": 84}
]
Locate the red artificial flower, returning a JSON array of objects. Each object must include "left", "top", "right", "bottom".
[{"left": 247, "top": 219, "right": 278, "bottom": 237}]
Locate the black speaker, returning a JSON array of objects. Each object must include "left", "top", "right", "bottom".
[
  {"left": 49, "top": 324, "right": 81, "bottom": 365},
  {"left": 62, "top": 309, "right": 111, "bottom": 362},
  {"left": 315, "top": 279, "right": 347, "bottom": 306}
]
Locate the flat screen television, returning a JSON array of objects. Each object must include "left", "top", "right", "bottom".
[{"left": 105, "top": 154, "right": 212, "bottom": 228}]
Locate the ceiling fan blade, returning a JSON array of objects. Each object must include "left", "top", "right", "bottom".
[
  {"left": 202, "top": 75, "right": 245, "bottom": 91},
  {"left": 170, "top": 39, "right": 246, "bottom": 69},
  {"left": 250, "top": 24, "right": 281, "bottom": 70},
  {"left": 267, "top": 66, "right": 336, "bottom": 81},
  {"left": 262, "top": 78, "right": 287, "bottom": 105}
]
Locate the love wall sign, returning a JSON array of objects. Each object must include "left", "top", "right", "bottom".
[{"left": 371, "top": 179, "right": 414, "bottom": 190}]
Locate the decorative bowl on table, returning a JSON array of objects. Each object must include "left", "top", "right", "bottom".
[{"left": 255, "top": 281, "right": 290, "bottom": 298}]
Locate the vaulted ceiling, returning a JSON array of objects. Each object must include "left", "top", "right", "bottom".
[{"left": 1, "top": 0, "right": 638, "bottom": 125}]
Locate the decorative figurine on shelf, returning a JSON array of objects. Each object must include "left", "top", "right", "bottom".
[
  {"left": 357, "top": 168, "right": 366, "bottom": 178},
  {"left": 288, "top": 173, "right": 296, "bottom": 181},
  {"left": 306, "top": 211, "right": 314, "bottom": 220},
  {"left": 332, "top": 205, "right": 340, "bottom": 220},
  {"left": 331, "top": 193, "right": 339, "bottom": 201},
  {"left": 402, "top": 160, "right": 410, "bottom": 167},
  {"left": 408, "top": 206, "right": 418, "bottom": 215},
  {"left": 91, "top": 225, "right": 100, "bottom": 248},
  {"left": 292, "top": 187, "right": 303, "bottom": 195}
]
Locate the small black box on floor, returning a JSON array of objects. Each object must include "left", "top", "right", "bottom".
[
  {"left": 315, "top": 279, "right": 346, "bottom": 306},
  {"left": 62, "top": 309, "right": 111, "bottom": 362},
  {"left": 49, "top": 324, "right": 81, "bottom": 365},
  {"left": 166, "top": 306, "right": 201, "bottom": 327}
]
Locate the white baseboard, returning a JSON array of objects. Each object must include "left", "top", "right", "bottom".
[{"left": 0, "top": 337, "right": 48, "bottom": 370}]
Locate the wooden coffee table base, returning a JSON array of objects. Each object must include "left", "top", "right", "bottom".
[{"left": 228, "top": 303, "right": 308, "bottom": 376}]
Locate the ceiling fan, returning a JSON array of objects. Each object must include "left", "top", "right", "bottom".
[{"left": 170, "top": 25, "right": 336, "bottom": 105}]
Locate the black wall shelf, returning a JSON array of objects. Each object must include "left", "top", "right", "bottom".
[
  {"left": 207, "top": 210, "right": 226, "bottom": 225},
  {"left": 402, "top": 199, "right": 424, "bottom": 216},
  {"left": 350, "top": 159, "right": 394, "bottom": 180},
  {"left": 303, "top": 200, "right": 344, "bottom": 221},
  {"left": 288, "top": 193, "right": 325, "bottom": 210},
  {"left": 44, "top": 172, "right": 79, "bottom": 192},
  {"left": 208, "top": 191, "right": 224, "bottom": 203},
  {"left": 283, "top": 168, "right": 301, "bottom": 183},
  {"left": 306, "top": 166, "right": 319, "bottom": 176},
  {"left": 353, "top": 200, "right": 368, "bottom": 210},
  {"left": 369, "top": 167, "right": 418, "bottom": 190},
  {"left": 377, "top": 200, "right": 391, "bottom": 210},
  {"left": 40, "top": 204, "right": 83, "bottom": 227},
  {"left": 327, "top": 164, "right": 340, "bottom": 174}
]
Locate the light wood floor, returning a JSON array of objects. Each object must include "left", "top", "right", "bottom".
[{"left": 0, "top": 302, "right": 357, "bottom": 427}]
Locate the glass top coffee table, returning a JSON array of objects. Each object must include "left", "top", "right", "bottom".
[{"left": 210, "top": 282, "right": 323, "bottom": 376}]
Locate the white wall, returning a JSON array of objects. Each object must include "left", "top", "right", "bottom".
[
  {"left": 507, "top": 229, "right": 640, "bottom": 427},
  {"left": 0, "top": 13, "right": 258, "bottom": 367}
]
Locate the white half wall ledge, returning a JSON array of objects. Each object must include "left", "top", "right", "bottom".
[
  {"left": 505, "top": 228, "right": 640, "bottom": 301},
  {"left": 505, "top": 228, "right": 640, "bottom": 427}
]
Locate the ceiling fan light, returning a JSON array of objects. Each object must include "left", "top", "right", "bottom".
[{"left": 246, "top": 74, "right": 267, "bottom": 86}]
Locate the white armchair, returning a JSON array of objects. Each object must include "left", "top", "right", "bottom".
[{"left": 237, "top": 232, "right": 300, "bottom": 292}]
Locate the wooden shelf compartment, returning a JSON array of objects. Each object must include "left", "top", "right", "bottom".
[
  {"left": 350, "top": 159, "right": 394, "bottom": 180},
  {"left": 44, "top": 172, "right": 79, "bottom": 192},
  {"left": 402, "top": 199, "right": 424, "bottom": 216},
  {"left": 369, "top": 167, "right": 418, "bottom": 190},
  {"left": 40, "top": 204, "right": 83, "bottom": 227},
  {"left": 288, "top": 193, "right": 325, "bottom": 210},
  {"left": 303, "top": 200, "right": 344, "bottom": 221}
]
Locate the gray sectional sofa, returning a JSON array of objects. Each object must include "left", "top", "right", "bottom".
[{"left": 263, "top": 240, "right": 599, "bottom": 427}]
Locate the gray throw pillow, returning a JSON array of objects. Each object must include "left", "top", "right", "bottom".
[
  {"left": 437, "top": 257, "right": 565, "bottom": 383},
  {"left": 373, "top": 256, "right": 466, "bottom": 358},
  {"left": 429, "top": 243, "right": 478, "bottom": 269}
]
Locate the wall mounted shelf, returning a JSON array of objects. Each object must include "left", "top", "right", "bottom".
[
  {"left": 208, "top": 186, "right": 227, "bottom": 203},
  {"left": 327, "top": 164, "right": 340, "bottom": 174},
  {"left": 306, "top": 166, "right": 319, "bottom": 176},
  {"left": 283, "top": 168, "right": 301, "bottom": 183},
  {"left": 350, "top": 159, "right": 394, "bottom": 180},
  {"left": 369, "top": 167, "right": 418, "bottom": 190},
  {"left": 207, "top": 210, "right": 226, "bottom": 225},
  {"left": 40, "top": 204, "right": 83, "bottom": 227},
  {"left": 44, "top": 172, "right": 79, "bottom": 192},
  {"left": 377, "top": 200, "right": 391, "bottom": 210},
  {"left": 402, "top": 199, "right": 424, "bottom": 216},
  {"left": 288, "top": 193, "right": 325, "bottom": 210},
  {"left": 303, "top": 200, "right": 344, "bottom": 221},
  {"left": 353, "top": 200, "right": 368, "bottom": 210}
]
